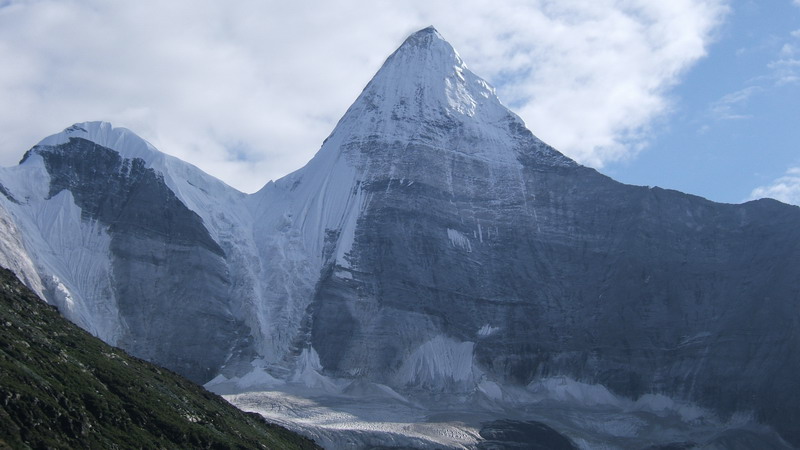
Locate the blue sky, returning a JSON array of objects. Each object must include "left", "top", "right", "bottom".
[
  {"left": 604, "top": 0, "right": 800, "bottom": 204},
  {"left": 0, "top": 0, "right": 797, "bottom": 205}
]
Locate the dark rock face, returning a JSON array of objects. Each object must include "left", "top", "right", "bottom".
[
  {"left": 0, "top": 183, "right": 19, "bottom": 204},
  {"left": 477, "top": 420, "right": 578, "bottom": 450},
  {"left": 310, "top": 126, "right": 800, "bottom": 444},
  {"left": 297, "top": 27, "right": 800, "bottom": 447},
  {"left": 28, "top": 137, "right": 247, "bottom": 383}
]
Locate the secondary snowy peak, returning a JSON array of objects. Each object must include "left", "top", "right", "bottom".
[
  {"left": 28, "top": 121, "right": 164, "bottom": 167},
  {"left": 21, "top": 121, "right": 245, "bottom": 239},
  {"left": 0, "top": 121, "right": 256, "bottom": 382},
  {"left": 24, "top": 121, "right": 239, "bottom": 196}
]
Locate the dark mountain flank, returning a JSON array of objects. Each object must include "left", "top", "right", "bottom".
[{"left": 0, "top": 268, "right": 320, "bottom": 449}]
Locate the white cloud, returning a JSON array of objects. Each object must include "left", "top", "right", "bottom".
[
  {"left": 713, "top": 27, "right": 800, "bottom": 128},
  {"left": 768, "top": 33, "right": 800, "bottom": 85},
  {"left": 0, "top": 0, "right": 728, "bottom": 192},
  {"left": 749, "top": 168, "right": 800, "bottom": 206},
  {"left": 709, "top": 86, "right": 760, "bottom": 120}
]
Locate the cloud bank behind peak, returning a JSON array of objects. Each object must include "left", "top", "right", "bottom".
[{"left": 0, "top": 0, "right": 728, "bottom": 192}]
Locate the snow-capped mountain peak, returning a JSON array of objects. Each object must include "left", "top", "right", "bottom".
[
  {"left": 28, "top": 121, "right": 164, "bottom": 167},
  {"left": 339, "top": 26, "right": 499, "bottom": 128},
  {"left": 23, "top": 121, "right": 245, "bottom": 240},
  {"left": 316, "top": 27, "right": 572, "bottom": 172},
  {"left": 367, "top": 25, "right": 493, "bottom": 116}
]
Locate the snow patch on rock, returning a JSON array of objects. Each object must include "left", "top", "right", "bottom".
[
  {"left": 632, "top": 393, "right": 713, "bottom": 423},
  {"left": 395, "top": 335, "right": 479, "bottom": 391},
  {"left": 528, "top": 376, "right": 623, "bottom": 408},
  {"left": 527, "top": 377, "right": 718, "bottom": 426},
  {"left": 477, "top": 380, "right": 504, "bottom": 401},
  {"left": 447, "top": 228, "right": 472, "bottom": 252},
  {"left": 342, "top": 379, "right": 409, "bottom": 403},
  {"left": 477, "top": 324, "right": 500, "bottom": 338},
  {"left": 292, "top": 347, "right": 341, "bottom": 392}
]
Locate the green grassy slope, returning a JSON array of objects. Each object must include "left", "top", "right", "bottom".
[{"left": 0, "top": 268, "right": 321, "bottom": 449}]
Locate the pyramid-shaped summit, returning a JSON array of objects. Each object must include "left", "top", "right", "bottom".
[
  {"left": 369, "top": 25, "right": 475, "bottom": 98},
  {"left": 1, "top": 26, "right": 800, "bottom": 448},
  {"left": 310, "top": 26, "right": 573, "bottom": 179}
]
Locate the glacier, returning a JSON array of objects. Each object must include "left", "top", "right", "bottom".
[{"left": 0, "top": 26, "right": 799, "bottom": 448}]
